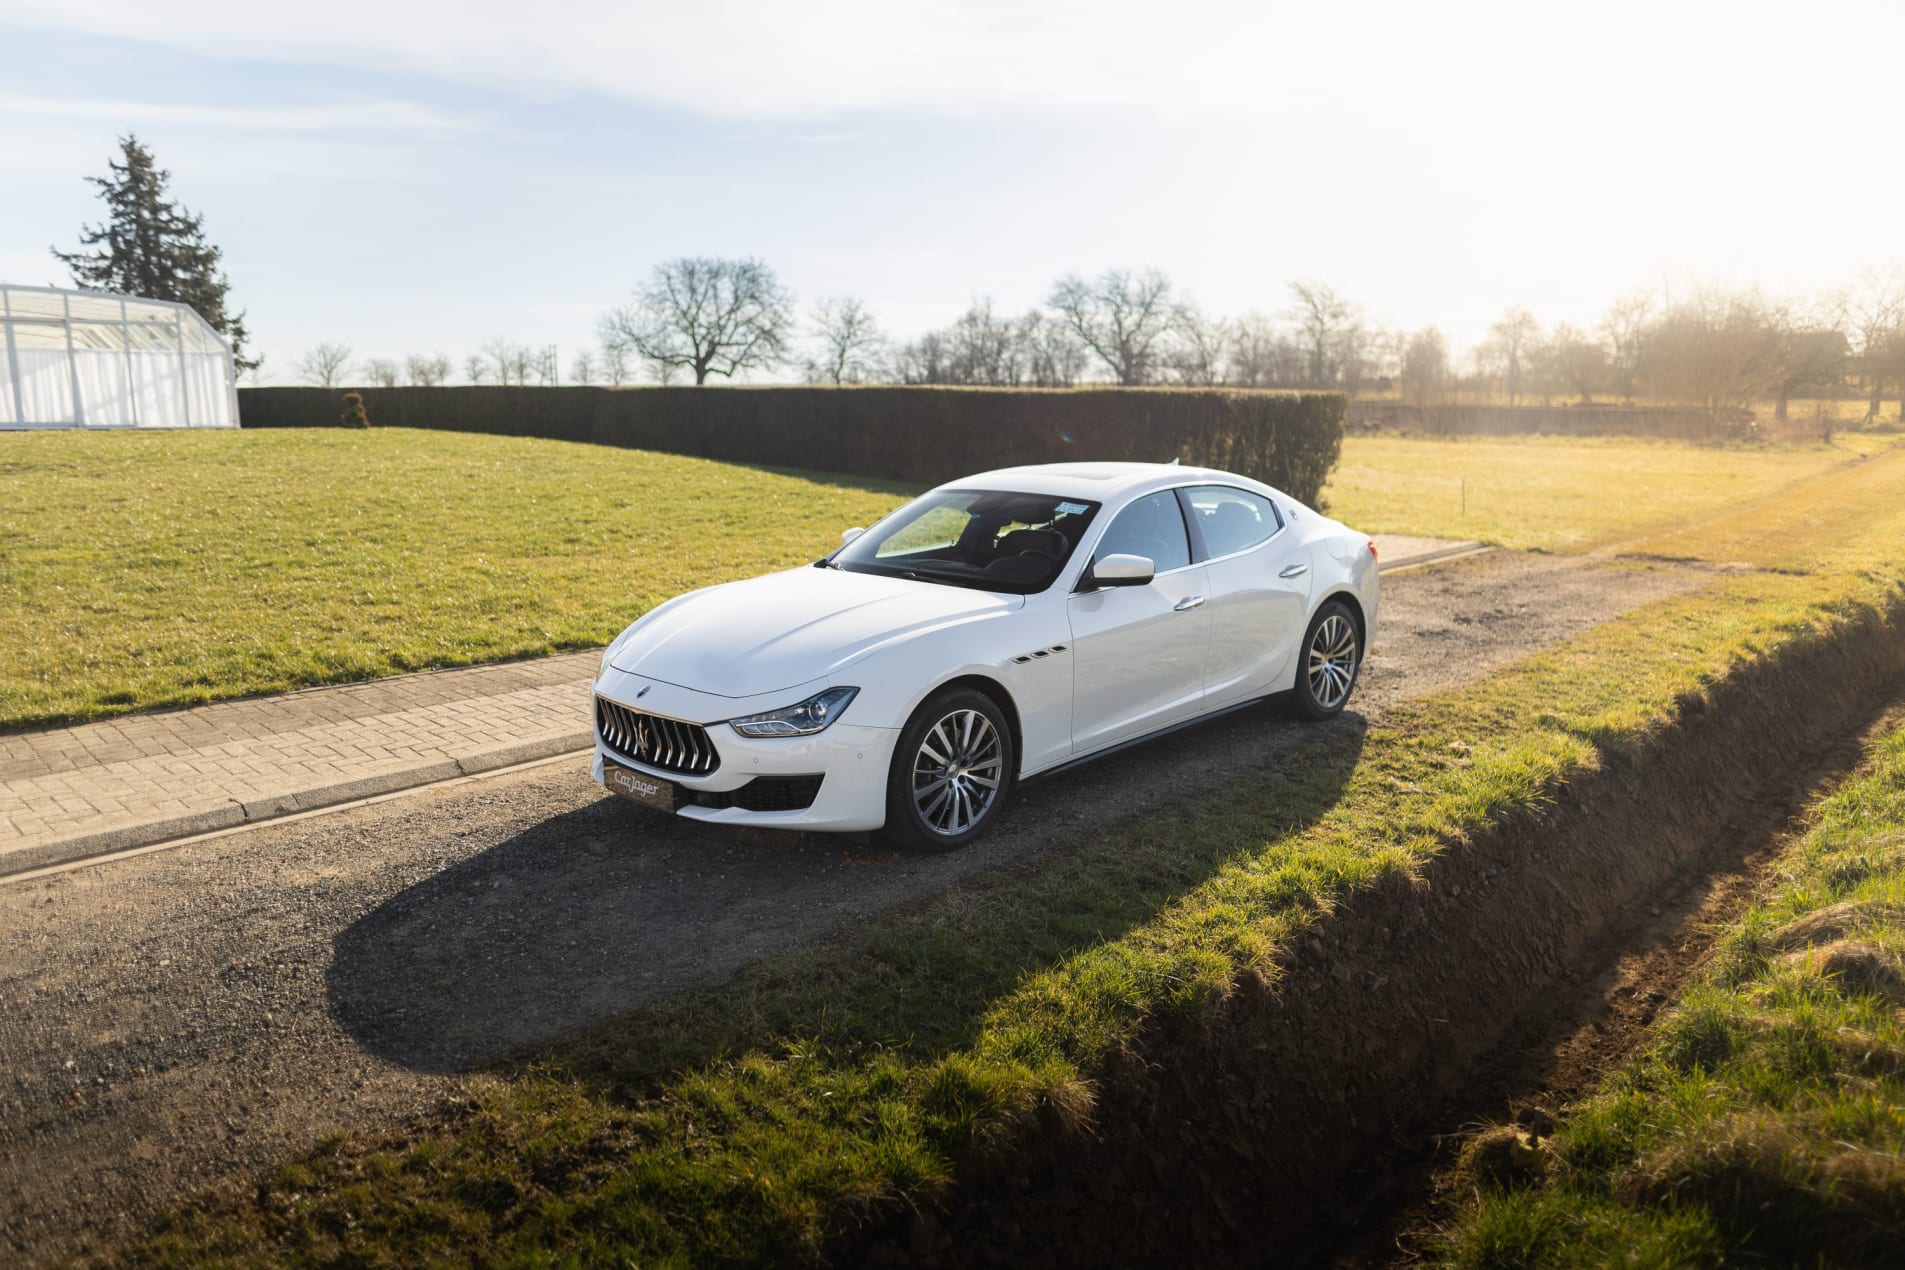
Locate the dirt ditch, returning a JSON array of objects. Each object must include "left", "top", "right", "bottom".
[{"left": 861, "top": 594, "right": 1905, "bottom": 1268}]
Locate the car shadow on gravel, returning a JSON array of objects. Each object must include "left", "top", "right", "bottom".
[{"left": 328, "top": 713, "right": 1368, "bottom": 1082}]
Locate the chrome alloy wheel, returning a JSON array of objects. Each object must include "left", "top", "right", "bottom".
[
  {"left": 1306, "top": 613, "right": 1358, "bottom": 710},
  {"left": 911, "top": 708, "right": 1003, "bottom": 836}
]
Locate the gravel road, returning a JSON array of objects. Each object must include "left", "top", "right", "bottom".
[{"left": 0, "top": 551, "right": 1704, "bottom": 1264}]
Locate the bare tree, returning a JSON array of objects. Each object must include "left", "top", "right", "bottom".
[
  {"left": 599, "top": 341, "right": 630, "bottom": 387},
  {"left": 1168, "top": 305, "right": 1231, "bottom": 386},
  {"left": 1228, "top": 314, "right": 1304, "bottom": 387},
  {"left": 1599, "top": 291, "right": 1654, "bottom": 403},
  {"left": 599, "top": 257, "right": 794, "bottom": 385},
  {"left": 295, "top": 342, "right": 352, "bottom": 387},
  {"left": 361, "top": 358, "right": 400, "bottom": 389},
  {"left": 483, "top": 338, "right": 537, "bottom": 387},
  {"left": 1484, "top": 307, "right": 1541, "bottom": 404},
  {"left": 1643, "top": 286, "right": 1781, "bottom": 419},
  {"left": 404, "top": 354, "right": 451, "bottom": 387},
  {"left": 1539, "top": 324, "right": 1607, "bottom": 404},
  {"left": 804, "top": 295, "right": 887, "bottom": 384},
  {"left": 895, "top": 330, "right": 954, "bottom": 384},
  {"left": 1048, "top": 267, "right": 1176, "bottom": 385},
  {"left": 1284, "top": 281, "right": 1361, "bottom": 387},
  {"left": 571, "top": 349, "right": 597, "bottom": 386},
  {"left": 1765, "top": 296, "right": 1848, "bottom": 422},
  {"left": 1364, "top": 325, "right": 1407, "bottom": 387},
  {"left": 1018, "top": 310, "right": 1088, "bottom": 387},
  {"left": 894, "top": 300, "right": 1022, "bottom": 385},
  {"left": 243, "top": 354, "right": 268, "bottom": 386},
  {"left": 1847, "top": 267, "right": 1905, "bottom": 421},
  {"left": 1400, "top": 327, "right": 1450, "bottom": 410},
  {"left": 950, "top": 299, "right": 1022, "bottom": 385},
  {"left": 464, "top": 354, "right": 489, "bottom": 385}
]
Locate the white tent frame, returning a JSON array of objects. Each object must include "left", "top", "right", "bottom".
[{"left": 0, "top": 282, "right": 239, "bottom": 430}]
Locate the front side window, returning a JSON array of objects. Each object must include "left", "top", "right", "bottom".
[
  {"left": 1182, "top": 485, "right": 1282, "bottom": 558},
  {"left": 1092, "top": 490, "right": 1192, "bottom": 574},
  {"left": 832, "top": 489, "right": 1101, "bottom": 594}
]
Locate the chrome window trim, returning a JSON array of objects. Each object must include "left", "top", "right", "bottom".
[{"left": 1181, "top": 483, "right": 1289, "bottom": 565}]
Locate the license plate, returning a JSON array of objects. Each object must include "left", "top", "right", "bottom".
[{"left": 603, "top": 760, "right": 679, "bottom": 813}]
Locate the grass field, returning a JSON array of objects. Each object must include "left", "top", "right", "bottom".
[
  {"left": 3, "top": 425, "right": 1897, "bottom": 732},
  {"left": 125, "top": 448, "right": 1905, "bottom": 1263},
  {"left": 1321, "top": 431, "right": 1898, "bottom": 552},
  {"left": 1436, "top": 711, "right": 1905, "bottom": 1268},
  {"left": 0, "top": 429, "right": 908, "bottom": 730}
]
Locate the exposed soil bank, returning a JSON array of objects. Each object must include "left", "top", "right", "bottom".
[
  {"left": 1325, "top": 699, "right": 1905, "bottom": 1268},
  {"left": 868, "top": 592, "right": 1905, "bottom": 1268}
]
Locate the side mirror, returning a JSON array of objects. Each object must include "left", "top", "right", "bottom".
[
  {"left": 1089, "top": 553, "right": 1155, "bottom": 588},
  {"left": 841, "top": 527, "right": 865, "bottom": 545}
]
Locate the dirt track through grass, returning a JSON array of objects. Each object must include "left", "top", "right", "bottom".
[{"left": 1322, "top": 431, "right": 1894, "bottom": 552}]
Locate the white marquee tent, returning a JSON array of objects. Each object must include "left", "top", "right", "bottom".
[{"left": 0, "top": 282, "right": 238, "bottom": 429}]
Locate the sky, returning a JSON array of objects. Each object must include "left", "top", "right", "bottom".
[{"left": 2, "top": 0, "right": 1901, "bottom": 383}]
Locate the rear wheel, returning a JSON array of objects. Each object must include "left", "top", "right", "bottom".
[
  {"left": 1291, "top": 600, "right": 1361, "bottom": 720},
  {"left": 881, "top": 688, "right": 1015, "bottom": 851}
]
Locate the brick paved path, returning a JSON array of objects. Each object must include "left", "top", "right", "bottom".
[
  {"left": 0, "top": 652, "right": 597, "bottom": 874},
  {"left": 0, "top": 535, "right": 1475, "bottom": 876}
]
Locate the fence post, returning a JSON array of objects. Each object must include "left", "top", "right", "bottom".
[
  {"left": 62, "top": 291, "right": 86, "bottom": 427},
  {"left": 2, "top": 286, "right": 26, "bottom": 427}
]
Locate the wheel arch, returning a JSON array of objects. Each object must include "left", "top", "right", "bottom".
[
  {"left": 919, "top": 673, "right": 1025, "bottom": 779},
  {"left": 1315, "top": 586, "right": 1367, "bottom": 653}
]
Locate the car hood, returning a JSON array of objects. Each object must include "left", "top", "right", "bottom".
[{"left": 609, "top": 567, "right": 1023, "bottom": 697}]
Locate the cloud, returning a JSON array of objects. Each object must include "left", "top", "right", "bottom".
[
  {"left": 0, "top": 93, "right": 488, "bottom": 135},
  {"left": 0, "top": 0, "right": 1336, "bottom": 118},
  {"left": 6, "top": 0, "right": 1898, "bottom": 128}
]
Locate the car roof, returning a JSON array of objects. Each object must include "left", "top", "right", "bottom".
[{"left": 941, "top": 461, "right": 1272, "bottom": 503}]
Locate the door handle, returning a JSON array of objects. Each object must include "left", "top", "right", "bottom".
[
  {"left": 1279, "top": 563, "right": 1309, "bottom": 579},
  {"left": 1174, "top": 595, "right": 1206, "bottom": 611}
]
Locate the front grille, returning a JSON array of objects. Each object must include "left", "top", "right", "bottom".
[
  {"left": 694, "top": 776, "right": 824, "bottom": 813},
  {"left": 595, "top": 696, "right": 720, "bottom": 776}
]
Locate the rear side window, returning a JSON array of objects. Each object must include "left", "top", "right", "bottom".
[
  {"left": 1093, "top": 490, "right": 1192, "bottom": 573},
  {"left": 1181, "top": 485, "right": 1282, "bottom": 558}
]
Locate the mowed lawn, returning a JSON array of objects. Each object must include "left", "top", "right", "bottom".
[
  {"left": 3, "top": 425, "right": 1894, "bottom": 731},
  {"left": 1322, "top": 432, "right": 1897, "bottom": 552},
  {"left": 0, "top": 428, "right": 910, "bottom": 730}
]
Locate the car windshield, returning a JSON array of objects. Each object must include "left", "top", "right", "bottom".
[{"left": 829, "top": 489, "right": 1102, "bottom": 594}]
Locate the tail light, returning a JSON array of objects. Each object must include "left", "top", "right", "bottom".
[{"left": 1367, "top": 539, "right": 1378, "bottom": 559}]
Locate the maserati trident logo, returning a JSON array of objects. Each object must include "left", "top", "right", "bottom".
[{"left": 635, "top": 720, "right": 653, "bottom": 754}]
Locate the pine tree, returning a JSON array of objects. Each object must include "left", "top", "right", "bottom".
[{"left": 53, "top": 134, "right": 255, "bottom": 370}]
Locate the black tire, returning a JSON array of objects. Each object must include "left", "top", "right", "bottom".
[
  {"left": 880, "top": 687, "right": 1016, "bottom": 851},
  {"left": 1291, "top": 599, "right": 1362, "bottom": 721}
]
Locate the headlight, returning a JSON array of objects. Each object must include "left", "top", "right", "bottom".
[{"left": 729, "top": 687, "right": 859, "bottom": 738}]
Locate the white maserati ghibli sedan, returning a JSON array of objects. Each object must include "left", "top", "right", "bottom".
[{"left": 591, "top": 461, "right": 1378, "bottom": 849}]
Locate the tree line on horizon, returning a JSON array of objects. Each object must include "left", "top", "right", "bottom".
[
  {"left": 309, "top": 256, "right": 1905, "bottom": 426},
  {"left": 45, "top": 137, "right": 1905, "bottom": 424}
]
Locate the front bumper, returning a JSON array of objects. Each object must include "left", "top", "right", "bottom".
[{"left": 589, "top": 666, "right": 899, "bottom": 832}]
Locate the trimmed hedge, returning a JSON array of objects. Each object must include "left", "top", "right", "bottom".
[{"left": 238, "top": 386, "right": 1347, "bottom": 507}]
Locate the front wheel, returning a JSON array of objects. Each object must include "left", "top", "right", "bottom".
[
  {"left": 1291, "top": 600, "right": 1361, "bottom": 720},
  {"left": 881, "top": 688, "right": 1015, "bottom": 851}
]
